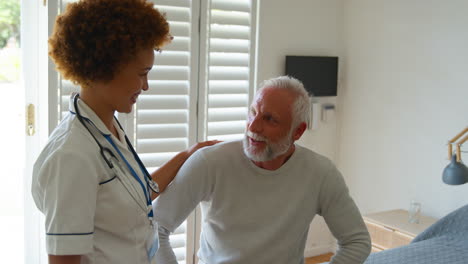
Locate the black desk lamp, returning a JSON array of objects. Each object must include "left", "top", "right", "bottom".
[{"left": 442, "top": 127, "right": 468, "bottom": 185}]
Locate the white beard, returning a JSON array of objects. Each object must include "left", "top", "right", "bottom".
[{"left": 243, "top": 130, "right": 293, "bottom": 162}]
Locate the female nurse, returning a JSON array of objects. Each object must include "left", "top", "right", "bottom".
[{"left": 31, "top": 0, "right": 218, "bottom": 263}]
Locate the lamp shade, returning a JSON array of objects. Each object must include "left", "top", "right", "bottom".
[{"left": 442, "top": 154, "right": 468, "bottom": 185}]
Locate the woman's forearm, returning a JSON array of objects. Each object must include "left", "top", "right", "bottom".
[
  {"left": 150, "top": 140, "right": 220, "bottom": 200},
  {"left": 150, "top": 150, "right": 190, "bottom": 199}
]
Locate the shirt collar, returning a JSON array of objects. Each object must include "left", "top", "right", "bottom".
[{"left": 69, "top": 93, "right": 112, "bottom": 136}]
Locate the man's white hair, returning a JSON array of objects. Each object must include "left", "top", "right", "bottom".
[{"left": 257, "top": 76, "right": 311, "bottom": 129}]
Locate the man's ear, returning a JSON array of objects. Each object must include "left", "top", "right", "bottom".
[{"left": 293, "top": 122, "right": 307, "bottom": 141}]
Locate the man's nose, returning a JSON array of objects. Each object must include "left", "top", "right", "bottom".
[{"left": 248, "top": 116, "right": 262, "bottom": 133}]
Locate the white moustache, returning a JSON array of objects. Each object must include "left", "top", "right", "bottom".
[{"left": 246, "top": 131, "right": 267, "bottom": 142}]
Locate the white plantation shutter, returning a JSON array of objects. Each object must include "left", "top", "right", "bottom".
[
  {"left": 56, "top": 0, "right": 81, "bottom": 124},
  {"left": 50, "top": 0, "right": 257, "bottom": 263},
  {"left": 137, "top": 1, "right": 197, "bottom": 263},
  {"left": 138, "top": 1, "right": 194, "bottom": 172},
  {"left": 202, "top": 0, "right": 257, "bottom": 141}
]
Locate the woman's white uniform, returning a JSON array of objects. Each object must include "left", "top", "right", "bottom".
[{"left": 31, "top": 96, "right": 158, "bottom": 264}]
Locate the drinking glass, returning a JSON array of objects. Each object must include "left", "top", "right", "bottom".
[{"left": 409, "top": 201, "right": 421, "bottom": 224}]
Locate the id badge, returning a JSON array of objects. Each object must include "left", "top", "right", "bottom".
[{"left": 146, "top": 220, "right": 159, "bottom": 262}]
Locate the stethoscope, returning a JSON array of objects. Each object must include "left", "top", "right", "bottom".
[{"left": 72, "top": 93, "right": 159, "bottom": 218}]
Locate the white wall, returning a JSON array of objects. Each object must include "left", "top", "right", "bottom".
[
  {"left": 339, "top": 0, "right": 468, "bottom": 219},
  {"left": 257, "top": 0, "right": 468, "bottom": 257},
  {"left": 257, "top": 0, "right": 344, "bottom": 257}
]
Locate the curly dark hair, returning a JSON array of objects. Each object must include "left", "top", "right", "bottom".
[{"left": 49, "top": 0, "right": 171, "bottom": 87}]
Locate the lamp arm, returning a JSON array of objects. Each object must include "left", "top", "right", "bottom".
[
  {"left": 455, "top": 134, "right": 468, "bottom": 162},
  {"left": 447, "top": 127, "right": 468, "bottom": 160},
  {"left": 449, "top": 127, "right": 468, "bottom": 143}
]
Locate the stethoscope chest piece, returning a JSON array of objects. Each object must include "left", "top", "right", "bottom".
[{"left": 148, "top": 179, "right": 160, "bottom": 193}]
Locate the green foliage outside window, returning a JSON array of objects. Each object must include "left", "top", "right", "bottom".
[{"left": 0, "top": 0, "right": 20, "bottom": 49}]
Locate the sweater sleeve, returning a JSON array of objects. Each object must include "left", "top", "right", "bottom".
[
  {"left": 153, "top": 150, "right": 214, "bottom": 262},
  {"left": 155, "top": 225, "right": 178, "bottom": 264},
  {"left": 318, "top": 163, "right": 371, "bottom": 264}
]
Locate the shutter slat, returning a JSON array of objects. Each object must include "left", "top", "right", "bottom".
[
  {"left": 210, "top": 38, "right": 249, "bottom": 53},
  {"left": 138, "top": 95, "right": 188, "bottom": 110},
  {"left": 154, "top": 0, "right": 190, "bottom": 8},
  {"left": 137, "top": 138, "right": 187, "bottom": 154},
  {"left": 208, "top": 107, "right": 247, "bottom": 122},
  {"left": 210, "top": 52, "right": 249, "bottom": 67},
  {"left": 211, "top": 0, "right": 251, "bottom": 12},
  {"left": 209, "top": 66, "right": 249, "bottom": 80},
  {"left": 149, "top": 65, "right": 190, "bottom": 81},
  {"left": 137, "top": 110, "right": 188, "bottom": 124},
  {"left": 210, "top": 24, "right": 250, "bottom": 40},
  {"left": 209, "top": 80, "right": 249, "bottom": 94},
  {"left": 169, "top": 21, "right": 190, "bottom": 37},
  {"left": 207, "top": 120, "right": 246, "bottom": 136},
  {"left": 162, "top": 36, "right": 190, "bottom": 52},
  {"left": 155, "top": 51, "right": 190, "bottom": 66},
  {"left": 211, "top": 10, "right": 250, "bottom": 26},
  {"left": 138, "top": 109, "right": 188, "bottom": 124},
  {"left": 208, "top": 94, "right": 248, "bottom": 108},
  {"left": 137, "top": 124, "right": 187, "bottom": 139},
  {"left": 155, "top": 5, "right": 190, "bottom": 22},
  {"left": 147, "top": 80, "right": 189, "bottom": 95}
]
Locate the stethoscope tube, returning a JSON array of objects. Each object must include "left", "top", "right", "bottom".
[{"left": 72, "top": 93, "right": 159, "bottom": 195}]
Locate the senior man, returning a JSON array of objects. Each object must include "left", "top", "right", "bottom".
[{"left": 154, "top": 76, "right": 371, "bottom": 264}]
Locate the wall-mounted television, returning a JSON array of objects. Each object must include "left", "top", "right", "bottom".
[{"left": 285, "top": 56, "right": 338, "bottom": 96}]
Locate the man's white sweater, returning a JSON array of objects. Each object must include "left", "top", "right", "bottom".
[{"left": 154, "top": 140, "right": 371, "bottom": 264}]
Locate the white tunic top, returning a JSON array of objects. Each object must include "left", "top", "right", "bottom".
[{"left": 31, "top": 96, "right": 157, "bottom": 264}]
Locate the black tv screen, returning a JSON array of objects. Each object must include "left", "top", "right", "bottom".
[{"left": 285, "top": 56, "right": 338, "bottom": 96}]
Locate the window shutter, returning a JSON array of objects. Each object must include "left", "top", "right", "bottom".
[
  {"left": 202, "top": 0, "right": 257, "bottom": 141},
  {"left": 58, "top": 0, "right": 81, "bottom": 123},
  {"left": 52, "top": 1, "right": 257, "bottom": 264},
  {"left": 136, "top": 1, "right": 197, "bottom": 263}
]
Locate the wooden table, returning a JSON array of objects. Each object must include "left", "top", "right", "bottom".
[{"left": 363, "top": 209, "right": 438, "bottom": 252}]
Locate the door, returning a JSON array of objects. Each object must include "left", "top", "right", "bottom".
[
  {"left": 22, "top": 0, "right": 49, "bottom": 263},
  {"left": 0, "top": 0, "right": 26, "bottom": 262},
  {"left": 0, "top": 0, "right": 49, "bottom": 263}
]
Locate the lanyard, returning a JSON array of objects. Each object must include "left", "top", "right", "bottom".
[
  {"left": 104, "top": 135, "right": 154, "bottom": 219},
  {"left": 71, "top": 93, "right": 156, "bottom": 220}
]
